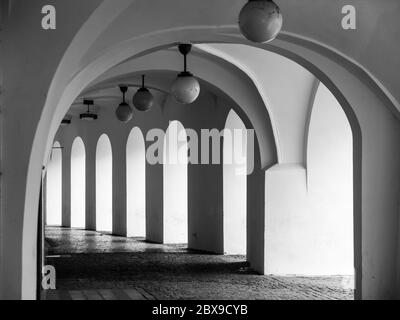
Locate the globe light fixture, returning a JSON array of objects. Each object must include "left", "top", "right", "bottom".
[
  {"left": 171, "top": 44, "right": 200, "bottom": 104},
  {"left": 133, "top": 75, "right": 154, "bottom": 112},
  {"left": 80, "top": 99, "right": 98, "bottom": 121},
  {"left": 239, "top": 0, "right": 283, "bottom": 43},
  {"left": 116, "top": 85, "right": 134, "bottom": 123}
]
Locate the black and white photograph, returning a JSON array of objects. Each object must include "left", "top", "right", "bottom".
[{"left": 0, "top": 0, "right": 399, "bottom": 307}]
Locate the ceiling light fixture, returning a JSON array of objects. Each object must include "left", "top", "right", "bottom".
[
  {"left": 115, "top": 85, "right": 133, "bottom": 123},
  {"left": 61, "top": 119, "right": 71, "bottom": 126},
  {"left": 239, "top": 0, "right": 283, "bottom": 43},
  {"left": 170, "top": 44, "right": 200, "bottom": 104},
  {"left": 80, "top": 99, "right": 98, "bottom": 121},
  {"left": 133, "top": 74, "right": 154, "bottom": 112}
]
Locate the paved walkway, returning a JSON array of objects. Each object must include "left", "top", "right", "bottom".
[{"left": 43, "top": 227, "right": 354, "bottom": 300}]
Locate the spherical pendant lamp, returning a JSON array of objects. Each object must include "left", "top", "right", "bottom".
[
  {"left": 239, "top": 0, "right": 283, "bottom": 43},
  {"left": 170, "top": 44, "right": 200, "bottom": 104},
  {"left": 133, "top": 75, "right": 154, "bottom": 112},
  {"left": 116, "top": 85, "right": 134, "bottom": 123}
]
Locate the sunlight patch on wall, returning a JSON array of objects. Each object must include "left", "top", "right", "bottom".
[
  {"left": 96, "top": 134, "right": 113, "bottom": 233},
  {"left": 163, "top": 121, "right": 188, "bottom": 244},
  {"left": 223, "top": 110, "right": 247, "bottom": 255},
  {"left": 127, "top": 127, "right": 146, "bottom": 238},
  {"left": 71, "top": 137, "right": 86, "bottom": 229},
  {"left": 46, "top": 141, "right": 62, "bottom": 226}
]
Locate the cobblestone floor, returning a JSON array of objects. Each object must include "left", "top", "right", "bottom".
[{"left": 44, "top": 227, "right": 354, "bottom": 300}]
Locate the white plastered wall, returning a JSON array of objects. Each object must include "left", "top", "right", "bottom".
[
  {"left": 265, "top": 83, "right": 354, "bottom": 276},
  {"left": 163, "top": 121, "right": 188, "bottom": 244},
  {"left": 45, "top": 142, "right": 62, "bottom": 226},
  {"left": 223, "top": 110, "right": 247, "bottom": 255},
  {"left": 95, "top": 134, "right": 113, "bottom": 233},
  {"left": 126, "top": 127, "right": 146, "bottom": 238}
]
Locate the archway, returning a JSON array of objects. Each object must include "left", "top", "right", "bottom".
[
  {"left": 223, "top": 110, "right": 247, "bottom": 255},
  {"left": 126, "top": 127, "right": 146, "bottom": 238},
  {"left": 45, "top": 142, "right": 62, "bottom": 226},
  {"left": 163, "top": 121, "right": 188, "bottom": 244},
  {"left": 71, "top": 137, "right": 86, "bottom": 229},
  {"left": 96, "top": 134, "right": 113, "bottom": 233},
  {"left": 6, "top": 1, "right": 399, "bottom": 300},
  {"left": 23, "top": 37, "right": 364, "bottom": 300}
]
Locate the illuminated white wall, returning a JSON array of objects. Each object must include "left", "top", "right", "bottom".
[
  {"left": 307, "top": 83, "right": 354, "bottom": 274},
  {"left": 223, "top": 110, "right": 247, "bottom": 255},
  {"left": 265, "top": 83, "right": 353, "bottom": 275},
  {"left": 96, "top": 134, "right": 113, "bottom": 233},
  {"left": 126, "top": 127, "right": 146, "bottom": 238},
  {"left": 71, "top": 137, "right": 86, "bottom": 229},
  {"left": 163, "top": 121, "right": 188, "bottom": 244},
  {"left": 46, "top": 142, "right": 62, "bottom": 226}
]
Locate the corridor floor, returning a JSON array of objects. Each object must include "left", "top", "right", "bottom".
[{"left": 42, "top": 227, "right": 354, "bottom": 300}]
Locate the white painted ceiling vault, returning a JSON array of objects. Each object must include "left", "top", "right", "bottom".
[{"left": 70, "top": 44, "right": 320, "bottom": 167}]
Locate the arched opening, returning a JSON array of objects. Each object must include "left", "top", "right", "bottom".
[
  {"left": 307, "top": 82, "right": 354, "bottom": 276},
  {"left": 96, "top": 134, "right": 113, "bottom": 233},
  {"left": 9, "top": 3, "right": 399, "bottom": 300},
  {"left": 45, "top": 142, "right": 62, "bottom": 226},
  {"left": 71, "top": 137, "right": 86, "bottom": 229},
  {"left": 223, "top": 110, "right": 247, "bottom": 255},
  {"left": 163, "top": 121, "right": 188, "bottom": 244},
  {"left": 126, "top": 127, "right": 146, "bottom": 238},
  {"left": 34, "top": 38, "right": 366, "bottom": 299}
]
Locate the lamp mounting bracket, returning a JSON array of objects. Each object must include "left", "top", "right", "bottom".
[
  {"left": 83, "top": 99, "right": 94, "bottom": 106},
  {"left": 119, "top": 85, "right": 128, "bottom": 94},
  {"left": 178, "top": 43, "right": 192, "bottom": 56}
]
